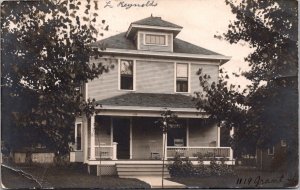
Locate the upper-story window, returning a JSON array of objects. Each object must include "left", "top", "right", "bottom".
[
  {"left": 176, "top": 63, "right": 189, "bottom": 92},
  {"left": 145, "top": 34, "right": 166, "bottom": 45},
  {"left": 120, "top": 59, "right": 134, "bottom": 90}
]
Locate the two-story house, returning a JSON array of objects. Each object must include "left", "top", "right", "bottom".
[{"left": 70, "top": 16, "right": 233, "bottom": 177}]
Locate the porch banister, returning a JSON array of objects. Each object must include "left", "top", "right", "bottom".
[
  {"left": 112, "top": 142, "right": 118, "bottom": 160},
  {"left": 90, "top": 114, "right": 96, "bottom": 160}
]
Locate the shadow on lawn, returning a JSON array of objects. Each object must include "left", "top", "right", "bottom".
[{"left": 2, "top": 164, "right": 150, "bottom": 189}]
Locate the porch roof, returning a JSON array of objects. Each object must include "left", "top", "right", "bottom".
[{"left": 96, "top": 93, "right": 197, "bottom": 109}]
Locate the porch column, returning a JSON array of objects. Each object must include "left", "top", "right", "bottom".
[
  {"left": 229, "top": 127, "right": 235, "bottom": 160},
  {"left": 112, "top": 142, "right": 118, "bottom": 160},
  {"left": 162, "top": 133, "right": 167, "bottom": 160},
  {"left": 217, "top": 126, "right": 221, "bottom": 147},
  {"left": 90, "top": 114, "right": 96, "bottom": 160}
]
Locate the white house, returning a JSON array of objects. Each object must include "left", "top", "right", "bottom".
[{"left": 70, "top": 16, "right": 234, "bottom": 177}]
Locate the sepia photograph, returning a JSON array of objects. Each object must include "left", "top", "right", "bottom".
[{"left": 1, "top": 0, "right": 298, "bottom": 189}]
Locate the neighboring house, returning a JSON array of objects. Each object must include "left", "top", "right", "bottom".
[
  {"left": 70, "top": 16, "right": 233, "bottom": 176},
  {"left": 256, "top": 66, "right": 298, "bottom": 171}
]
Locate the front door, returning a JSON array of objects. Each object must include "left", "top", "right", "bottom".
[{"left": 113, "top": 118, "right": 130, "bottom": 159}]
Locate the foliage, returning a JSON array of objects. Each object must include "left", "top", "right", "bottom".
[
  {"left": 195, "top": 0, "right": 298, "bottom": 160},
  {"left": 1, "top": 0, "right": 109, "bottom": 154},
  {"left": 155, "top": 109, "right": 180, "bottom": 133},
  {"left": 224, "top": 0, "right": 297, "bottom": 84},
  {"left": 168, "top": 153, "right": 235, "bottom": 177}
]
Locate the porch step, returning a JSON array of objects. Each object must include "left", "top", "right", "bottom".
[{"left": 116, "top": 164, "right": 170, "bottom": 178}]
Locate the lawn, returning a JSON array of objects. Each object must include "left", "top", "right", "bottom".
[
  {"left": 168, "top": 168, "right": 298, "bottom": 188},
  {"left": 1, "top": 166, "right": 40, "bottom": 189},
  {"left": 1, "top": 164, "right": 150, "bottom": 189}
]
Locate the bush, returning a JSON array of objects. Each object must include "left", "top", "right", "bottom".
[{"left": 168, "top": 152, "right": 235, "bottom": 177}]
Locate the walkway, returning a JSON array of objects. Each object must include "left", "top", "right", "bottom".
[{"left": 135, "top": 176, "right": 186, "bottom": 188}]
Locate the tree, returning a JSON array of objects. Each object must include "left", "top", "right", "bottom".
[
  {"left": 155, "top": 109, "right": 179, "bottom": 188},
  {"left": 1, "top": 0, "right": 109, "bottom": 155},
  {"left": 195, "top": 0, "right": 298, "bottom": 164},
  {"left": 224, "top": 0, "right": 298, "bottom": 160}
]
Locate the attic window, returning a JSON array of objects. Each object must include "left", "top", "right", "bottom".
[{"left": 145, "top": 34, "right": 166, "bottom": 45}]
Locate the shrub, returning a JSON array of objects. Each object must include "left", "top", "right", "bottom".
[{"left": 168, "top": 152, "right": 235, "bottom": 177}]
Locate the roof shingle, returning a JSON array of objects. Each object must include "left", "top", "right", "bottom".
[
  {"left": 90, "top": 32, "right": 222, "bottom": 55},
  {"left": 96, "top": 93, "right": 197, "bottom": 108},
  {"left": 132, "top": 16, "right": 182, "bottom": 28}
]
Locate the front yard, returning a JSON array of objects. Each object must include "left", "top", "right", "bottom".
[{"left": 1, "top": 164, "right": 150, "bottom": 189}]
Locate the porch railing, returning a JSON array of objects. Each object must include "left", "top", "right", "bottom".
[
  {"left": 88, "top": 142, "right": 117, "bottom": 160},
  {"left": 166, "top": 146, "right": 233, "bottom": 160}
]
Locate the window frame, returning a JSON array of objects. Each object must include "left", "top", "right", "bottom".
[
  {"left": 75, "top": 122, "right": 83, "bottom": 151},
  {"left": 144, "top": 33, "right": 168, "bottom": 46},
  {"left": 118, "top": 59, "right": 136, "bottom": 91},
  {"left": 175, "top": 62, "right": 190, "bottom": 93}
]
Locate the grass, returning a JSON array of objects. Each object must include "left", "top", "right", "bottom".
[
  {"left": 168, "top": 168, "right": 299, "bottom": 188},
  {"left": 1, "top": 164, "right": 150, "bottom": 189}
]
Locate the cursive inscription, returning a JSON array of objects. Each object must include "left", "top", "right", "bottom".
[
  {"left": 236, "top": 175, "right": 285, "bottom": 187},
  {"left": 104, "top": 0, "right": 158, "bottom": 9}
]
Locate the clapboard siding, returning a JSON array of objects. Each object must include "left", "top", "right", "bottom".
[
  {"left": 132, "top": 118, "right": 163, "bottom": 159},
  {"left": 136, "top": 60, "right": 174, "bottom": 93},
  {"left": 189, "top": 121, "right": 218, "bottom": 147},
  {"left": 88, "top": 58, "right": 127, "bottom": 101},
  {"left": 138, "top": 31, "right": 173, "bottom": 52},
  {"left": 88, "top": 57, "right": 219, "bottom": 101},
  {"left": 190, "top": 63, "right": 219, "bottom": 94}
]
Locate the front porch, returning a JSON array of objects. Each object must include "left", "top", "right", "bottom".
[{"left": 71, "top": 115, "right": 234, "bottom": 164}]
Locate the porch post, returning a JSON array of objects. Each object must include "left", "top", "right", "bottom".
[
  {"left": 112, "top": 142, "right": 118, "bottom": 160},
  {"left": 217, "top": 126, "right": 221, "bottom": 147},
  {"left": 90, "top": 114, "right": 96, "bottom": 160},
  {"left": 162, "top": 133, "right": 167, "bottom": 160},
  {"left": 229, "top": 127, "right": 235, "bottom": 160}
]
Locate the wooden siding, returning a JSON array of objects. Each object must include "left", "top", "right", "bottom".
[
  {"left": 132, "top": 118, "right": 163, "bottom": 159},
  {"left": 190, "top": 63, "right": 219, "bottom": 94},
  {"left": 136, "top": 60, "right": 174, "bottom": 93},
  {"left": 88, "top": 57, "right": 219, "bottom": 101},
  {"left": 188, "top": 120, "right": 218, "bottom": 147},
  {"left": 94, "top": 116, "right": 111, "bottom": 146},
  {"left": 88, "top": 58, "right": 127, "bottom": 101},
  {"left": 138, "top": 31, "right": 173, "bottom": 52}
]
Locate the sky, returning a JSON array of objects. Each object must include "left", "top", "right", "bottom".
[{"left": 93, "top": 0, "right": 253, "bottom": 87}]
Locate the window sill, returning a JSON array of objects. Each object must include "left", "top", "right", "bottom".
[
  {"left": 144, "top": 43, "right": 168, "bottom": 47},
  {"left": 119, "top": 89, "right": 136, "bottom": 92}
]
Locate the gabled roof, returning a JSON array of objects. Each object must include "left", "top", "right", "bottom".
[
  {"left": 90, "top": 32, "right": 222, "bottom": 56},
  {"left": 96, "top": 93, "right": 197, "bottom": 109},
  {"left": 131, "top": 16, "right": 182, "bottom": 29}
]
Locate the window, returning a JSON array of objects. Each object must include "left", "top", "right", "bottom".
[
  {"left": 176, "top": 63, "right": 189, "bottom": 92},
  {"left": 145, "top": 34, "right": 166, "bottom": 45},
  {"left": 281, "top": 140, "right": 287, "bottom": 147},
  {"left": 267, "top": 146, "right": 275, "bottom": 155},
  {"left": 75, "top": 123, "right": 82, "bottom": 150},
  {"left": 120, "top": 59, "right": 134, "bottom": 90}
]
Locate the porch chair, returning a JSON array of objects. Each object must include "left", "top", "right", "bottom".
[{"left": 148, "top": 140, "right": 160, "bottom": 159}]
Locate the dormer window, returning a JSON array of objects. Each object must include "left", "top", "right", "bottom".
[
  {"left": 120, "top": 59, "right": 134, "bottom": 90},
  {"left": 145, "top": 34, "right": 166, "bottom": 46}
]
